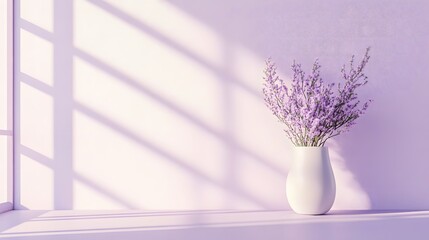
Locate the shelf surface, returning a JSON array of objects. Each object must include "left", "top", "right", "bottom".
[{"left": 1, "top": 210, "right": 429, "bottom": 239}]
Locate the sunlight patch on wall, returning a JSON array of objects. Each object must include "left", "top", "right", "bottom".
[
  {"left": 20, "top": 154, "right": 54, "bottom": 209},
  {"left": 20, "top": 0, "right": 53, "bottom": 32},
  {"left": 73, "top": 107, "right": 230, "bottom": 209},
  {"left": 0, "top": 74, "right": 7, "bottom": 128},
  {"left": 73, "top": 0, "right": 224, "bottom": 133},
  {"left": 20, "top": 82, "right": 54, "bottom": 159},
  {"left": 73, "top": 109, "right": 168, "bottom": 209},
  {"left": 73, "top": 56, "right": 225, "bottom": 168},
  {"left": 0, "top": 137, "right": 8, "bottom": 203},
  {"left": 73, "top": 172, "right": 130, "bottom": 209},
  {"left": 20, "top": 29, "right": 54, "bottom": 86},
  {"left": 234, "top": 151, "right": 286, "bottom": 209},
  {"left": 102, "top": 0, "right": 223, "bottom": 66}
]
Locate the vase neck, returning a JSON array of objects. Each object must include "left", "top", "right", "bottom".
[{"left": 293, "top": 147, "right": 330, "bottom": 168}]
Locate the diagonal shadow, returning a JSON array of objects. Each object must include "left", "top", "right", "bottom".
[
  {"left": 20, "top": 145, "right": 139, "bottom": 209},
  {"left": 19, "top": 9, "right": 286, "bottom": 182},
  {"left": 19, "top": 72, "right": 53, "bottom": 95},
  {"left": 16, "top": 0, "right": 288, "bottom": 210},
  {"left": 74, "top": 102, "right": 271, "bottom": 208},
  {"left": 19, "top": 18, "right": 53, "bottom": 41},
  {"left": 74, "top": 49, "right": 286, "bottom": 177},
  {"left": 16, "top": 42, "right": 273, "bottom": 208},
  {"left": 85, "top": 0, "right": 260, "bottom": 98}
]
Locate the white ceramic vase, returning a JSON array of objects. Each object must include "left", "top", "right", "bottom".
[{"left": 286, "top": 147, "right": 336, "bottom": 215}]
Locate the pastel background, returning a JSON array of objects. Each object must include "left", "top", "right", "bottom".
[{"left": 13, "top": 0, "right": 429, "bottom": 210}]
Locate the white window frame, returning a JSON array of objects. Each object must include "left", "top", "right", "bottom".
[{"left": 0, "top": 0, "right": 14, "bottom": 214}]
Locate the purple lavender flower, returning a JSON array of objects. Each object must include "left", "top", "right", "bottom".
[{"left": 263, "top": 48, "right": 372, "bottom": 146}]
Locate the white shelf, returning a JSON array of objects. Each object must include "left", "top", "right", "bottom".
[{"left": 1, "top": 210, "right": 429, "bottom": 240}]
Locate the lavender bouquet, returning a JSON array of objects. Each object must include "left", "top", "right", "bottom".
[{"left": 262, "top": 48, "right": 372, "bottom": 146}]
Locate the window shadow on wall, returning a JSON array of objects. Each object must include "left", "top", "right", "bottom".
[{"left": 14, "top": 0, "right": 289, "bottom": 210}]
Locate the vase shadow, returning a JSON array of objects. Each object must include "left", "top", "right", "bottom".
[{"left": 327, "top": 209, "right": 421, "bottom": 216}]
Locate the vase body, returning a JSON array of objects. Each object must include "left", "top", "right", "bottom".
[{"left": 286, "top": 147, "right": 336, "bottom": 215}]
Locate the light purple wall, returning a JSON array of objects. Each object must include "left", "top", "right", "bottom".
[{"left": 14, "top": 0, "right": 429, "bottom": 210}]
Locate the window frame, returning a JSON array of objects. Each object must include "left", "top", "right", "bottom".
[{"left": 0, "top": 0, "right": 14, "bottom": 214}]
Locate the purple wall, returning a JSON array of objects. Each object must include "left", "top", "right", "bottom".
[
  {"left": 15, "top": 0, "right": 429, "bottom": 210},
  {"left": 165, "top": 0, "right": 429, "bottom": 210}
]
